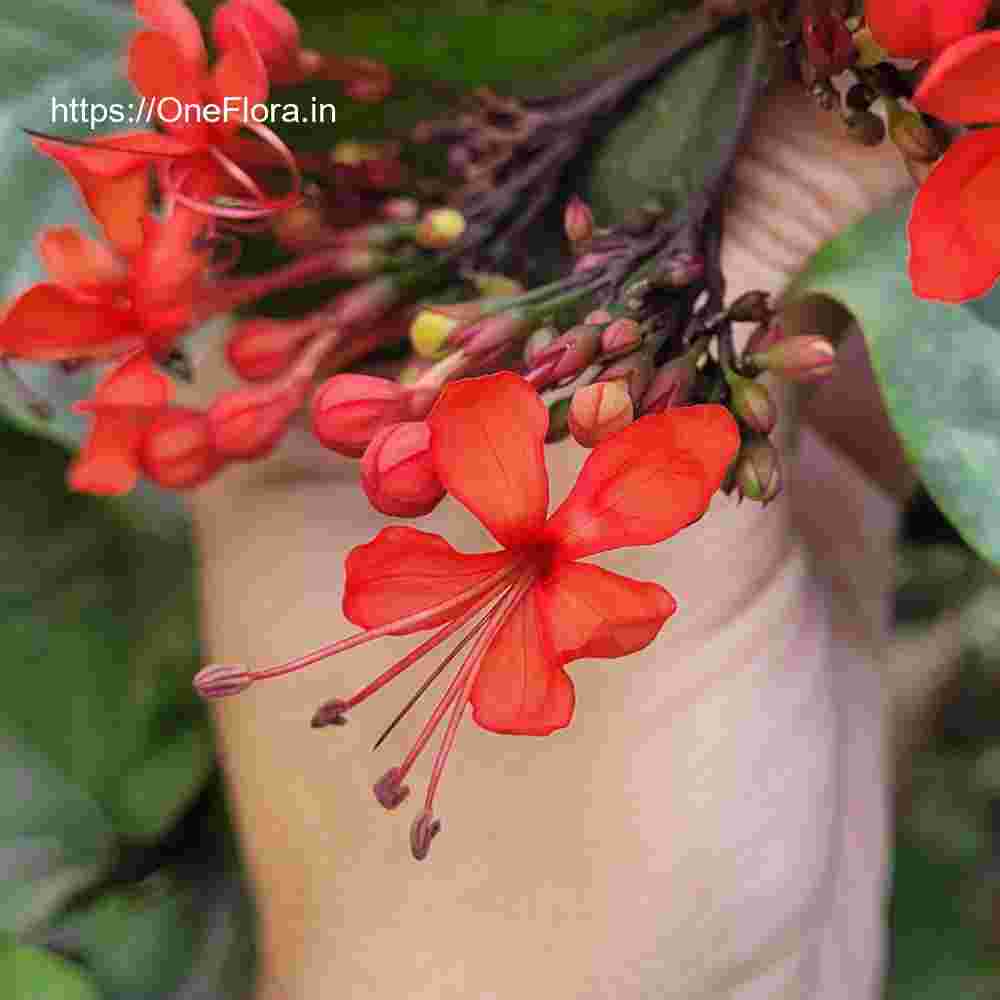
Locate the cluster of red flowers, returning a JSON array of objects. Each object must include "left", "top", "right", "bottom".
[
  {"left": 0, "top": 0, "right": 399, "bottom": 493},
  {"left": 867, "top": 0, "right": 1000, "bottom": 301}
]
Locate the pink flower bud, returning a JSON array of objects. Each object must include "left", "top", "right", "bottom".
[
  {"left": 209, "top": 379, "right": 308, "bottom": 460},
  {"left": 523, "top": 326, "right": 557, "bottom": 367},
  {"left": 563, "top": 195, "right": 594, "bottom": 245},
  {"left": 194, "top": 663, "right": 254, "bottom": 700},
  {"left": 568, "top": 379, "right": 634, "bottom": 447},
  {"left": 744, "top": 320, "right": 785, "bottom": 357},
  {"left": 212, "top": 0, "right": 302, "bottom": 85},
  {"left": 652, "top": 251, "right": 704, "bottom": 289},
  {"left": 725, "top": 370, "right": 777, "bottom": 435},
  {"left": 600, "top": 317, "right": 642, "bottom": 357},
  {"left": 225, "top": 316, "right": 320, "bottom": 381},
  {"left": 641, "top": 352, "right": 698, "bottom": 413},
  {"left": 749, "top": 335, "right": 836, "bottom": 382},
  {"left": 329, "top": 278, "right": 398, "bottom": 329},
  {"left": 360, "top": 421, "right": 445, "bottom": 517},
  {"left": 140, "top": 407, "right": 222, "bottom": 489},
  {"left": 454, "top": 311, "right": 533, "bottom": 358},
  {"left": 380, "top": 197, "right": 420, "bottom": 222},
  {"left": 529, "top": 324, "right": 601, "bottom": 383},
  {"left": 584, "top": 308, "right": 613, "bottom": 325},
  {"left": 311, "top": 373, "right": 411, "bottom": 456},
  {"left": 600, "top": 350, "right": 654, "bottom": 404}
]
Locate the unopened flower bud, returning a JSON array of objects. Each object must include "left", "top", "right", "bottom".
[
  {"left": 803, "top": 13, "right": 856, "bottom": 77},
  {"left": 652, "top": 251, "right": 705, "bottom": 289},
  {"left": 584, "top": 308, "right": 613, "bottom": 325},
  {"left": 845, "top": 110, "right": 886, "bottom": 147},
  {"left": 194, "top": 663, "right": 253, "bottom": 700},
  {"left": 212, "top": 0, "right": 301, "bottom": 85},
  {"left": 641, "top": 349, "right": 699, "bottom": 413},
  {"left": 209, "top": 379, "right": 308, "bottom": 460},
  {"left": 725, "top": 370, "right": 777, "bottom": 434},
  {"left": 727, "top": 290, "right": 772, "bottom": 324},
  {"left": 599, "top": 350, "right": 654, "bottom": 403},
  {"left": 140, "top": 407, "right": 222, "bottom": 489},
  {"left": 530, "top": 324, "right": 601, "bottom": 383},
  {"left": 329, "top": 278, "right": 398, "bottom": 329},
  {"left": 563, "top": 195, "right": 594, "bottom": 246},
  {"left": 600, "top": 318, "right": 642, "bottom": 358},
  {"left": 331, "top": 140, "right": 380, "bottom": 166},
  {"left": 410, "top": 809, "right": 441, "bottom": 860},
  {"left": 568, "top": 379, "right": 634, "bottom": 447},
  {"left": 735, "top": 437, "right": 782, "bottom": 505},
  {"left": 225, "top": 316, "right": 319, "bottom": 381},
  {"left": 311, "top": 373, "right": 411, "bottom": 456},
  {"left": 360, "top": 420, "right": 445, "bottom": 517},
  {"left": 749, "top": 334, "right": 836, "bottom": 382},
  {"left": 271, "top": 201, "right": 327, "bottom": 250},
  {"left": 888, "top": 108, "right": 943, "bottom": 163},
  {"left": 311, "top": 697, "right": 350, "bottom": 727},
  {"left": 415, "top": 207, "right": 466, "bottom": 249},
  {"left": 380, "top": 197, "right": 419, "bottom": 222},
  {"left": 454, "top": 311, "right": 534, "bottom": 359},
  {"left": 410, "top": 308, "right": 462, "bottom": 358}
]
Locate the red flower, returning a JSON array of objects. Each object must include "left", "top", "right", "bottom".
[
  {"left": 69, "top": 351, "right": 174, "bottom": 495},
  {"left": 866, "top": 0, "right": 988, "bottom": 60},
  {"left": 197, "top": 373, "right": 739, "bottom": 857},
  {"left": 910, "top": 31, "right": 1000, "bottom": 300},
  {"left": 0, "top": 215, "right": 209, "bottom": 363}
]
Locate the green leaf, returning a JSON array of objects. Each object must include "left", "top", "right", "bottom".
[
  {"left": 585, "top": 20, "right": 753, "bottom": 220},
  {"left": 0, "top": 941, "right": 101, "bottom": 1000},
  {"left": 0, "top": 0, "right": 135, "bottom": 443},
  {"left": 0, "top": 422, "right": 211, "bottom": 849},
  {"left": 788, "top": 198, "right": 1000, "bottom": 568}
]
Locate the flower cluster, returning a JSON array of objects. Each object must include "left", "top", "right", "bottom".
[{"left": 1, "top": 1, "right": 834, "bottom": 508}]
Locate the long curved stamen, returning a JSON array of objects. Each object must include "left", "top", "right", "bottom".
[{"left": 249, "top": 560, "right": 522, "bottom": 682}]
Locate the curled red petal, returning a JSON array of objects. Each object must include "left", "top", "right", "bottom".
[
  {"left": 37, "top": 226, "right": 123, "bottom": 288},
  {"left": 545, "top": 404, "right": 739, "bottom": 560},
  {"left": 88, "top": 351, "right": 174, "bottom": 410},
  {"left": 867, "top": 0, "right": 987, "bottom": 60},
  {"left": 68, "top": 411, "right": 146, "bottom": 495},
  {"left": 135, "top": 0, "right": 207, "bottom": 70},
  {"left": 470, "top": 586, "right": 574, "bottom": 736},
  {"left": 908, "top": 128, "right": 1000, "bottom": 301},
  {"left": 535, "top": 561, "right": 676, "bottom": 664},
  {"left": 428, "top": 372, "right": 549, "bottom": 550},
  {"left": 209, "top": 21, "right": 269, "bottom": 125},
  {"left": 0, "top": 284, "right": 137, "bottom": 362},
  {"left": 342, "top": 526, "right": 513, "bottom": 634},
  {"left": 914, "top": 30, "right": 1000, "bottom": 123},
  {"left": 213, "top": 0, "right": 302, "bottom": 85}
]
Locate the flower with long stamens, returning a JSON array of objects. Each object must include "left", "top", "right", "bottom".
[{"left": 196, "top": 373, "right": 739, "bottom": 859}]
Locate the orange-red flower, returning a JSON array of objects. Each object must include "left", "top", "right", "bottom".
[
  {"left": 68, "top": 350, "right": 174, "bottom": 495},
  {"left": 866, "top": 0, "right": 988, "bottom": 60},
  {"left": 197, "top": 373, "right": 739, "bottom": 857},
  {"left": 0, "top": 215, "right": 209, "bottom": 363},
  {"left": 909, "top": 30, "right": 1000, "bottom": 300}
]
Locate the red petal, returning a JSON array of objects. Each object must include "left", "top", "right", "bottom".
[
  {"left": 470, "top": 587, "right": 574, "bottom": 735},
  {"left": 33, "top": 131, "right": 195, "bottom": 178},
  {"left": 908, "top": 128, "right": 1000, "bottom": 301},
  {"left": 0, "top": 284, "right": 137, "bottom": 361},
  {"left": 545, "top": 404, "right": 739, "bottom": 560},
  {"left": 127, "top": 30, "right": 207, "bottom": 139},
  {"left": 68, "top": 412, "right": 145, "bottom": 495},
  {"left": 535, "top": 561, "right": 676, "bottom": 664},
  {"left": 342, "top": 526, "right": 514, "bottom": 634},
  {"left": 914, "top": 30, "right": 1000, "bottom": 123},
  {"left": 37, "top": 226, "right": 123, "bottom": 288},
  {"left": 868, "top": 0, "right": 987, "bottom": 60},
  {"left": 428, "top": 372, "right": 549, "bottom": 549},
  {"left": 88, "top": 351, "right": 174, "bottom": 410},
  {"left": 209, "top": 22, "right": 269, "bottom": 124},
  {"left": 135, "top": 0, "right": 207, "bottom": 70}
]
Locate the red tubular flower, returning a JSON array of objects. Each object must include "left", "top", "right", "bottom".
[
  {"left": 197, "top": 373, "right": 739, "bottom": 858},
  {"left": 867, "top": 0, "right": 988, "bottom": 60},
  {"left": 69, "top": 351, "right": 173, "bottom": 494},
  {"left": 0, "top": 215, "right": 209, "bottom": 363},
  {"left": 908, "top": 31, "right": 1000, "bottom": 300}
]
